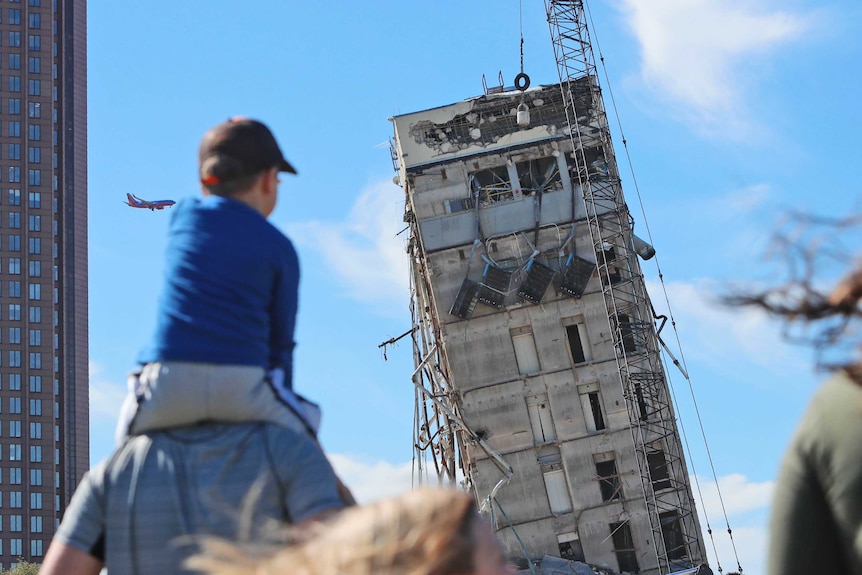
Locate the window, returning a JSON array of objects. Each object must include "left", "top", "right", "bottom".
[
  {"left": 648, "top": 450, "right": 672, "bottom": 491},
  {"left": 9, "top": 420, "right": 21, "bottom": 437},
  {"left": 578, "top": 383, "right": 607, "bottom": 432},
  {"left": 563, "top": 317, "right": 593, "bottom": 364},
  {"left": 8, "top": 9, "right": 21, "bottom": 25},
  {"left": 8, "top": 98, "right": 20, "bottom": 115},
  {"left": 29, "top": 422, "right": 41, "bottom": 439},
  {"left": 617, "top": 313, "right": 638, "bottom": 354},
  {"left": 10, "top": 467, "right": 22, "bottom": 484},
  {"left": 8, "top": 53, "right": 20, "bottom": 69},
  {"left": 29, "top": 260, "right": 41, "bottom": 277},
  {"left": 8, "top": 74, "right": 20, "bottom": 92},
  {"left": 29, "top": 146, "right": 41, "bottom": 162},
  {"left": 10, "top": 538, "right": 23, "bottom": 556},
  {"left": 557, "top": 532, "right": 586, "bottom": 562},
  {"left": 9, "top": 282, "right": 21, "bottom": 298},
  {"left": 8, "top": 234, "right": 20, "bottom": 251},
  {"left": 8, "top": 166, "right": 21, "bottom": 183},
  {"left": 28, "top": 34, "right": 40, "bottom": 51},
  {"left": 9, "top": 398, "right": 21, "bottom": 415},
  {"left": 29, "top": 305, "right": 41, "bottom": 322},
  {"left": 29, "top": 214, "right": 40, "bottom": 230},
  {"left": 9, "top": 31, "right": 21, "bottom": 47},
  {"left": 9, "top": 256, "right": 21, "bottom": 273},
  {"left": 9, "top": 443, "right": 21, "bottom": 460},
  {"left": 29, "top": 444, "right": 41, "bottom": 461},
  {"left": 9, "top": 373, "right": 20, "bottom": 390},
  {"left": 526, "top": 393, "right": 556, "bottom": 444},
  {"left": 31, "top": 539, "right": 43, "bottom": 557},
  {"left": 29, "top": 191, "right": 40, "bottom": 208},
  {"left": 29, "top": 237, "right": 41, "bottom": 254},
  {"left": 610, "top": 521, "right": 639, "bottom": 574},
  {"left": 29, "top": 375, "right": 41, "bottom": 392},
  {"left": 9, "top": 144, "right": 21, "bottom": 161},
  {"left": 28, "top": 12, "right": 40, "bottom": 28},
  {"left": 10, "top": 493, "right": 22, "bottom": 509},
  {"left": 30, "top": 469, "right": 43, "bottom": 486},
  {"left": 632, "top": 377, "right": 652, "bottom": 421},
  {"left": 660, "top": 511, "right": 687, "bottom": 561},
  {"left": 9, "top": 304, "right": 21, "bottom": 320},
  {"left": 29, "top": 329, "right": 41, "bottom": 346},
  {"left": 601, "top": 245, "right": 622, "bottom": 284},
  {"left": 29, "top": 351, "right": 42, "bottom": 368},
  {"left": 542, "top": 465, "right": 573, "bottom": 514},
  {"left": 28, "top": 56, "right": 40, "bottom": 74},
  {"left": 511, "top": 327, "right": 540, "bottom": 375},
  {"left": 595, "top": 454, "right": 623, "bottom": 501}
]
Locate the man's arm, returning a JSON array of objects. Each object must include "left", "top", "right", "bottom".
[{"left": 40, "top": 541, "right": 103, "bottom": 575}]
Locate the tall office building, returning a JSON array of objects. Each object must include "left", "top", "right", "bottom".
[{"left": 0, "top": 0, "right": 87, "bottom": 566}]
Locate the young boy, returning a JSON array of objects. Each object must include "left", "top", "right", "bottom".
[{"left": 116, "top": 117, "right": 323, "bottom": 445}]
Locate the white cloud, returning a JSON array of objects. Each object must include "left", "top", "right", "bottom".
[
  {"left": 696, "top": 473, "right": 774, "bottom": 518},
  {"left": 619, "top": 0, "right": 808, "bottom": 135},
  {"left": 89, "top": 360, "right": 126, "bottom": 425},
  {"left": 328, "top": 454, "right": 414, "bottom": 504},
  {"left": 287, "top": 179, "right": 409, "bottom": 309},
  {"left": 721, "top": 183, "right": 773, "bottom": 215},
  {"left": 693, "top": 473, "right": 772, "bottom": 575}
]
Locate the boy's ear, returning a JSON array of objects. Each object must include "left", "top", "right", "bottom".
[{"left": 263, "top": 167, "right": 279, "bottom": 195}]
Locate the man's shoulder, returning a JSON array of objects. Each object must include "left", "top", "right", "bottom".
[{"left": 154, "top": 422, "right": 308, "bottom": 452}]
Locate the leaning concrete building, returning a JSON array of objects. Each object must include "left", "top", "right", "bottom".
[{"left": 389, "top": 4, "right": 706, "bottom": 574}]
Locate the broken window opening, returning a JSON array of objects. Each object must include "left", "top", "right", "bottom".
[
  {"left": 618, "top": 313, "right": 637, "bottom": 354},
  {"left": 565, "top": 322, "right": 592, "bottom": 364},
  {"left": 578, "top": 385, "right": 607, "bottom": 432},
  {"left": 470, "top": 165, "right": 514, "bottom": 206},
  {"left": 610, "top": 521, "right": 640, "bottom": 574},
  {"left": 601, "top": 246, "right": 622, "bottom": 284},
  {"left": 516, "top": 156, "right": 563, "bottom": 196},
  {"left": 660, "top": 511, "right": 687, "bottom": 561},
  {"left": 647, "top": 450, "right": 672, "bottom": 491},
  {"left": 558, "top": 535, "right": 586, "bottom": 562},
  {"left": 595, "top": 458, "right": 623, "bottom": 502}
]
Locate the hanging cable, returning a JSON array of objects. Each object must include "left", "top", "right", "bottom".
[
  {"left": 583, "top": 2, "right": 744, "bottom": 572},
  {"left": 519, "top": 0, "right": 525, "bottom": 75}
]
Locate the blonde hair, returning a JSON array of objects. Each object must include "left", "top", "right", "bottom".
[{"left": 186, "top": 488, "right": 479, "bottom": 575}]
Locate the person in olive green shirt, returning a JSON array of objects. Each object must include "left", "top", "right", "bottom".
[{"left": 768, "top": 370, "right": 862, "bottom": 574}]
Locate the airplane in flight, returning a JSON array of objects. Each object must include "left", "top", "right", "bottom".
[{"left": 124, "top": 193, "right": 176, "bottom": 211}]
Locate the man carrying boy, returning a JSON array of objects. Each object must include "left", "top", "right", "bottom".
[{"left": 42, "top": 118, "right": 349, "bottom": 574}]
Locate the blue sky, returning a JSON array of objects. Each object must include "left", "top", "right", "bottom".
[{"left": 87, "top": 1, "right": 860, "bottom": 573}]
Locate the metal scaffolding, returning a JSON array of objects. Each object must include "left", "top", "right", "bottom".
[{"left": 546, "top": 1, "right": 705, "bottom": 571}]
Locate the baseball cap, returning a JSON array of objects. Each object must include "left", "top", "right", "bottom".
[{"left": 199, "top": 117, "right": 297, "bottom": 186}]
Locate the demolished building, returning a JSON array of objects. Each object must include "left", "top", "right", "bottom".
[{"left": 388, "top": 3, "right": 708, "bottom": 574}]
